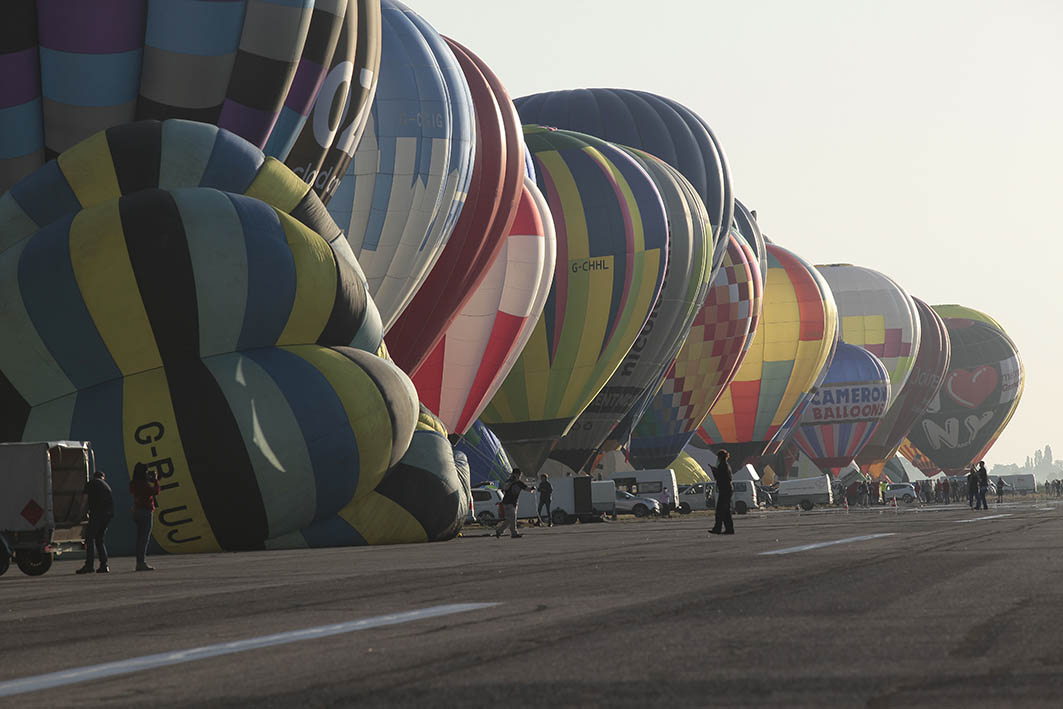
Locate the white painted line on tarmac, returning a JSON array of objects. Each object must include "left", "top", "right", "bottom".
[
  {"left": 0, "top": 602, "right": 498, "bottom": 698},
  {"left": 759, "top": 533, "right": 896, "bottom": 556},
  {"left": 953, "top": 514, "right": 1011, "bottom": 523}
]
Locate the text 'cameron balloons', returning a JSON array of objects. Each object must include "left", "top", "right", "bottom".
[
  {"left": 628, "top": 231, "right": 758, "bottom": 469},
  {"left": 514, "top": 88, "right": 733, "bottom": 275},
  {"left": 481, "top": 126, "right": 669, "bottom": 475},
  {"left": 453, "top": 419, "right": 516, "bottom": 487},
  {"left": 816, "top": 264, "right": 920, "bottom": 413},
  {"left": 790, "top": 342, "right": 891, "bottom": 471},
  {"left": 0, "top": 0, "right": 382, "bottom": 200},
  {"left": 385, "top": 37, "right": 524, "bottom": 375},
  {"left": 857, "top": 297, "right": 951, "bottom": 470},
  {"left": 545, "top": 149, "right": 703, "bottom": 475},
  {"left": 412, "top": 177, "right": 556, "bottom": 435},
  {"left": 328, "top": 0, "right": 475, "bottom": 330},
  {"left": 692, "top": 243, "right": 838, "bottom": 467},
  {"left": 0, "top": 120, "right": 424, "bottom": 555},
  {"left": 904, "top": 305, "right": 1024, "bottom": 473}
]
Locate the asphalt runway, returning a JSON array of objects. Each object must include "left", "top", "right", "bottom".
[{"left": 3, "top": 499, "right": 1063, "bottom": 707}]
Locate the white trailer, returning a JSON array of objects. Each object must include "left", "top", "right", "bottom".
[
  {"left": 776, "top": 475, "right": 834, "bottom": 511},
  {"left": 1, "top": 441, "right": 92, "bottom": 576},
  {"left": 591, "top": 480, "right": 616, "bottom": 517},
  {"left": 516, "top": 475, "right": 594, "bottom": 525},
  {"left": 996, "top": 473, "right": 1036, "bottom": 495}
]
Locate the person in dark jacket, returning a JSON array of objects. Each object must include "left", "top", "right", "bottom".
[
  {"left": 77, "top": 471, "right": 114, "bottom": 574},
  {"left": 967, "top": 468, "right": 978, "bottom": 508},
  {"left": 495, "top": 469, "right": 533, "bottom": 538},
  {"left": 976, "top": 461, "right": 989, "bottom": 510},
  {"left": 130, "top": 463, "right": 161, "bottom": 570},
  {"left": 708, "top": 450, "right": 734, "bottom": 535},
  {"left": 536, "top": 474, "right": 553, "bottom": 527}
]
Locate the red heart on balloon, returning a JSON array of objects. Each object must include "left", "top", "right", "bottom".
[{"left": 945, "top": 366, "right": 999, "bottom": 408}]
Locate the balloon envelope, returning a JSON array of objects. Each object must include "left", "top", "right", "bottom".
[
  {"left": 514, "top": 88, "right": 733, "bottom": 275},
  {"left": 628, "top": 231, "right": 758, "bottom": 469},
  {"left": 0, "top": 0, "right": 381, "bottom": 200},
  {"left": 0, "top": 120, "right": 432, "bottom": 555},
  {"left": 412, "top": 177, "right": 555, "bottom": 435},
  {"left": 453, "top": 419, "right": 515, "bottom": 486},
  {"left": 857, "top": 297, "right": 951, "bottom": 469},
  {"left": 481, "top": 126, "right": 669, "bottom": 474},
  {"left": 384, "top": 37, "right": 524, "bottom": 375},
  {"left": 790, "top": 342, "right": 891, "bottom": 471},
  {"left": 904, "top": 305, "right": 1024, "bottom": 473},
  {"left": 328, "top": 0, "right": 475, "bottom": 330},
  {"left": 692, "top": 243, "right": 838, "bottom": 467}
]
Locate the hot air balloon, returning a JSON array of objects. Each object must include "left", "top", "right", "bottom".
[
  {"left": 544, "top": 148, "right": 708, "bottom": 476},
  {"left": 734, "top": 198, "right": 768, "bottom": 293},
  {"left": 384, "top": 38, "right": 524, "bottom": 374},
  {"left": 627, "top": 231, "right": 759, "bottom": 469},
  {"left": 904, "top": 305, "right": 1024, "bottom": 474},
  {"left": 481, "top": 126, "right": 669, "bottom": 474},
  {"left": 514, "top": 88, "right": 733, "bottom": 275},
  {"left": 816, "top": 265, "right": 920, "bottom": 413},
  {"left": 327, "top": 0, "right": 475, "bottom": 329},
  {"left": 0, "top": 120, "right": 432, "bottom": 555},
  {"left": 691, "top": 243, "right": 838, "bottom": 468},
  {"left": 856, "top": 297, "right": 951, "bottom": 472},
  {"left": 789, "top": 342, "right": 891, "bottom": 472},
  {"left": 412, "top": 177, "right": 555, "bottom": 435},
  {"left": 0, "top": 0, "right": 381, "bottom": 199},
  {"left": 453, "top": 419, "right": 516, "bottom": 486}
]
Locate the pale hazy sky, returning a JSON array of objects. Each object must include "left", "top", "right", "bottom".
[{"left": 411, "top": 0, "right": 1062, "bottom": 466}]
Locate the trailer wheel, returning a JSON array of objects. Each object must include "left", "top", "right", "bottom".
[
  {"left": 799, "top": 499, "right": 814, "bottom": 511},
  {"left": 16, "top": 550, "right": 53, "bottom": 576},
  {"left": 0, "top": 552, "right": 9, "bottom": 576},
  {"left": 734, "top": 500, "right": 748, "bottom": 515},
  {"left": 678, "top": 502, "right": 692, "bottom": 515}
]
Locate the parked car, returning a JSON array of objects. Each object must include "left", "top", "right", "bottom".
[
  {"left": 614, "top": 490, "right": 661, "bottom": 517},
  {"left": 468, "top": 486, "right": 503, "bottom": 524},
  {"left": 883, "top": 482, "right": 917, "bottom": 503}
]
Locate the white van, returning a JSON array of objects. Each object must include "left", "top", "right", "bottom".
[
  {"left": 516, "top": 475, "right": 594, "bottom": 525},
  {"left": 776, "top": 475, "right": 833, "bottom": 510},
  {"left": 730, "top": 479, "right": 760, "bottom": 514},
  {"left": 996, "top": 473, "right": 1036, "bottom": 495},
  {"left": 606, "top": 469, "right": 679, "bottom": 511}
]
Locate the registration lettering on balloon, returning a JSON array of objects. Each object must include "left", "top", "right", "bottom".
[{"left": 570, "top": 258, "right": 612, "bottom": 273}]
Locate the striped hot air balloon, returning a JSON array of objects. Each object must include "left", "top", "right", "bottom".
[
  {"left": 789, "top": 342, "right": 891, "bottom": 472},
  {"left": 0, "top": 120, "right": 477, "bottom": 555},
  {"left": 481, "top": 126, "right": 668, "bottom": 475},
  {"left": 0, "top": 0, "right": 382, "bottom": 200}
]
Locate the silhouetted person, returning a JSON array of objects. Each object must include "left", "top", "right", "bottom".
[
  {"left": 709, "top": 450, "right": 734, "bottom": 535},
  {"left": 495, "top": 469, "right": 532, "bottom": 539},
  {"left": 942, "top": 478, "right": 951, "bottom": 505},
  {"left": 130, "top": 463, "right": 160, "bottom": 570},
  {"left": 537, "top": 474, "right": 553, "bottom": 527},
  {"left": 77, "top": 471, "right": 114, "bottom": 574},
  {"left": 976, "top": 462, "right": 989, "bottom": 510},
  {"left": 967, "top": 469, "right": 978, "bottom": 508},
  {"left": 997, "top": 476, "right": 1007, "bottom": 504}
]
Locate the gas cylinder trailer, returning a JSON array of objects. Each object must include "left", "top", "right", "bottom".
[{"left": 0, "top": 441, "right": 93, "bottom": 576}]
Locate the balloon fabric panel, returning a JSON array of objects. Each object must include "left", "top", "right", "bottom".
[{"left": 0, "top": 120, "right": 423, "bottom": 555}]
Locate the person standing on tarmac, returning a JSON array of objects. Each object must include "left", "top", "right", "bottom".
[
  {"left": 495, "top": 469, "right": 533, "bottom": 539},
  {"left": 976, "top": 461, "right": 989, "bottom": 510},
  {"left": 708, "top": 450, "right": 734, "bottom": 535},
  {"left": 967, "top": 468, "right": 978, "bottom": 508},
  {"left": 77, "top": 471, "right": 114, "bottom": 575},
  {"left": 130, "top": 463, "right": 160, "bottom": 570},
  {"left": 537, "top": 474, "right": 553, "bottom": 527},
  {"left": 997, "top": 475, "right": 1008, "bottom": 504}
]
